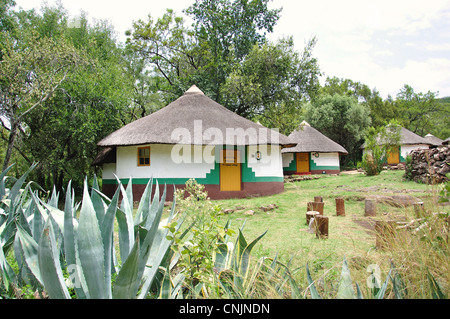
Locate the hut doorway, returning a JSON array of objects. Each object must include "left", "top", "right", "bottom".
[
  {"left": 387, "top": 146, "right": 400, "bottom": 164},
  {"left": 296, "top": 152, "right": 310, "bottom": 173},
  {"left": 220, "top": 149, "right": 242, "bottom": 191}
]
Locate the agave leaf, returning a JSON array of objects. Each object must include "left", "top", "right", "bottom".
[
  {"left": 47, "top": 185, "right": 59, "bottom": 208},
  {"left": 63, "top": 180, "right": 88, "bottom": 299},
  {"left": 213, "top": 243, "right": 231, "bottom": 272},
  {"left": 355, "top": 282, "right": 364, "bottom": 299},
  {"left": 0, "top": 239, "right": 16, "bottom": 291},
  {"left": 9, "top": 163, "right": 37, "bottom": 207},
  {"left": 391, "top": 263, "right": 406, "bottom": 299},
  {"left": 116, "top": 178, "right": 135, "bottom": 262},
  {"left": 113, "top": 235, "right": 140, "bottom": 299},
  {"left": 158, "top": 266, "right": 171, "bottom": 299},
  {"left": 374, "top": 268, "right": 392, "bottom": 299},
  {"left": 133, "top": 178, "right": 153, "bottom": 226},
  {"left": 138, "top": 186, "right": 167, "bottom": 278},
  {"left": 101, "top": 186, "right": 120, "bottom": 298},
  {"left": 137, "top": 191, "right": 182, "bottom": 299},
  {"left": 77, "top": 179, "right": 106, "bottom": 299},
  {"left": 0, "top": 164, "right": 15, "bottom": 200},
  {"left": 91, "top": 175, "right": 106, "bottom": 223},
  {"left": 428, "top": 269, "right": 446, "bottom": 299},
  {"left": 16, "top": 224, "right": 43, "bottom": 285},
  {"left": 337, "top": 256, "right": 355, "bottom": 299},
  {"left": 238, "top": 230, "right": 267, "bottom": 279},
  {"left": 306, "top": 263, "right": 321, "bottom": 299},
  {"left": 38, "top": 217, "right": 70, "bottom": 299}
]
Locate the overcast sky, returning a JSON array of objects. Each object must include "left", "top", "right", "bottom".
[{"left": 13, "top": 0, "right": 450, "bottom": 99}]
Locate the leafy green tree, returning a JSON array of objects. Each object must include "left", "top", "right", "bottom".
[
  {"left": 394, "top": 84, "right": 445, "bottom": 137},
  {"left": 304, "top": 94, "right": 371, "bottom": 166},
  {"left": 221, "top": 36, "right": 321, "bottom": 133},
  {"left": 0, "top": 29, "right": 83, "bottom": 171},
  {"left": 127, "top": 0, "right": 282, "bottom": 105},
  {"left": 359, "top": 121, "right": 402, "bottom": 176},
  {"left": 16, "top": 6, "right": 133, "bottom": 191}
]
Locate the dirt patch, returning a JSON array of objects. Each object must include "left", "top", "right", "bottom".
[{"left": 352, "top": 215, "right": 377, "bottom": 235}]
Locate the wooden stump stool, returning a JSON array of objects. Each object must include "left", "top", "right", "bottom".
[
  {"left": 364, "top": 199, "right": 377, "bottom": 217},
  {"left": 307, "top": 202, "right": 324, "bottom": 215},
  {"left": 306, "top": 211, "right": 320, "bottom": 225},
  {"left": 315, "top": 215, "right": 329, "bottom": 239},
  {"left": 314, "top": 196, "right": 323, "bottom": 203},
  {"left": 335, "top": 198, "right": 345, "bottom": 216}
]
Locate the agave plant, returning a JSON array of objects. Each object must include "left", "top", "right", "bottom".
[
  {"left": 305, "top": 256, "right": 406, "bottom": 299},
  {"left": 207, "top": 220, "right": 268, "bottom": 298},
  {"left": 1, "top": 163, "right": 186, "bottom": 299}
]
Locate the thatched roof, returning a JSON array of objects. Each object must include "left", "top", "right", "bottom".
[
  {"left": 281, "top": 121, "right": 348, "bottom": 155},
  {"left": 360, "top": 126, "right": 433, "bottom": 149},
  {"left": 97, "top": 85, "right": 291, "bottom": 147},
  {"left": 424, "top": 134, "right": 444, "bottom": 146},
  {"left": 443, "top": 137, "right": 450, "bottom": 145}
]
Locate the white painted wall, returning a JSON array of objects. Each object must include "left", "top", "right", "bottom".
[
  {"left": 102, "top": 163, "right": 116, "bottom": 180},
  {"left": 247, "top": 145, "right": 283, "bottom": 177},
  {"left": 401, "top": 144, "right": 429, "bottom": 159},
  {"left": 115, "top": 144, "right": 216, "bottom": 179},
  {"left": 311, "top": 152, "right": 340, "bottom": 167},
  {"left": 282, "top": 153, "right": 294, "bottom": 168}
]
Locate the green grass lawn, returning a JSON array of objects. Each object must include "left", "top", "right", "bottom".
[{"left": 209, "top": 170, "right": 448, "bottom": 286}]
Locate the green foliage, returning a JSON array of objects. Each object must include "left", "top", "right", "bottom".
[
  {"left": 306, "top": 256, "right": 399, "bottom": 299},
  {"left": 438, "top": 174, "right": 450, "bottom": 203},
  {"left": 0, "top": 165, "right": 184, "bottom": 299},
  {"left": 169, "top": 179, "right": 233, "bottom": 291},
  {"left": 360, "top": 121, "right": 402, "bottom": 176},
  {"left": 222, "top": 36, "right": 321, "bottom": 131},
  {"left": 304, "top": 93, "right": 371, "bottom": 166}
]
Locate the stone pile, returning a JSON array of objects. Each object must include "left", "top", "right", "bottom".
[{"left": 405, "top": 146, "right": 450, "bottom": 184}]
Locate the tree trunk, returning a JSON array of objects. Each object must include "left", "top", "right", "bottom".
[
  {"left": 314, "top": 196, "right": 323, "bottom": 203},
  {"left": 336, "top": 198, "right": 345, "bottom": 216},
  {"left": 306, "top": 211, "right": 320, "bottom": 225},
  {"left": 315, "top": 215, "right": 329, "bottom": 239},
  {"left": 2, "top": 121, "right": 18, "bottom": 171},
  {"left": 364, "top": 199, "right": 377, "bottom": 217},
  {"left": 307, "top": 201, "right": 324, "bottom": 215}
]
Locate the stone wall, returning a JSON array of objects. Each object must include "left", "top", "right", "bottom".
[{"left": 404, "top": 146, "right": 450, "bottom": 184}]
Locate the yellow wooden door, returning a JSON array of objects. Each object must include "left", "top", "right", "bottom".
[
  {"left": 296, "top": 153, "right": 310, "bottom": 173},
  {"left": 220, "top": 150, "right": 241, "bottom": 191},
  {"left": 387, "top": 147, "right": 400, "bottom": 164}
]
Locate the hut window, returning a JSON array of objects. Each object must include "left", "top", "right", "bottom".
[{"left": 137, "top": 146, "right": 151, "bottom": 166}]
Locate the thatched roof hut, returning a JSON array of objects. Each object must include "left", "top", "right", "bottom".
[
  {"left": 281, "top": 121, "right": 347, "bottom": 175},
  {"left": 360, "top": 126, "right": 433, "bottom": 149},
  {"left": 424, "top": 133, "right": 444, "bottom": 147},
  {"left": 443, "top": 137, "right": 450, "bottom": 145},
  {"left": 94, "top": 85, "right": 289, "bottom": 200},
  {"left": 282, "top": 121, "right": 348, "bottom": 155},
  {"left": 98, "top": 85, "right": 290, "bottom": 147}
]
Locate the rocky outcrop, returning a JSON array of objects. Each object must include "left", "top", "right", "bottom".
[{"left": 404, "top": 146, "right": 450, "bottom": 184}]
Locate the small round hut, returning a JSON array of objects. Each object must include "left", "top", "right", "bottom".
[{"left": 282, "top": 121, "right": 348, "bottom": 175}]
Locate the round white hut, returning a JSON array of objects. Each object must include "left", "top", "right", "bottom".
[
  {"left": 93, "top": 85, "right": 291, "bottom": 200},
  {"left": 282, "top": 121, "right": 348, "bottom": 175}
]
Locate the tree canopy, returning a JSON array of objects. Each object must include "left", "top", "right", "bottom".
[{"left": 0, "top": 0, "right": 449, "bottom": 190}]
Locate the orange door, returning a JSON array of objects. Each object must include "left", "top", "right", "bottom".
[
  {"left": 387, "top": 147, "right": 400, "bottom": 164},
  {"left": 220, "top": 150, "right": 241, "bottom": 191},
  {"left": 296, "top": 153, "right": 310, "bottom": 173}
]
